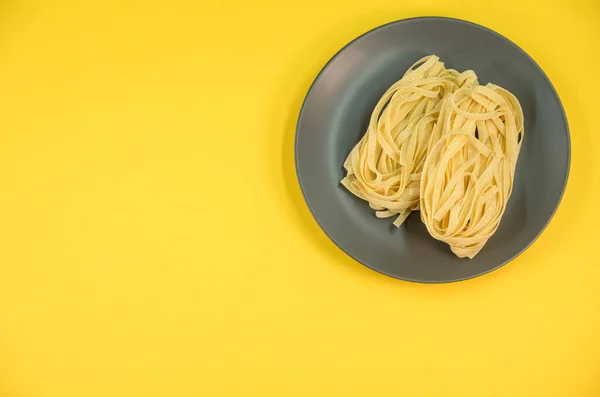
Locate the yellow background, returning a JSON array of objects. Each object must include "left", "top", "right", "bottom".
[{"left": 0, "top": 0, "right": 598, "bottom": 396}]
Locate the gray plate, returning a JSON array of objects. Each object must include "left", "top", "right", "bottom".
[{"left": 295, "top": 17, "right": 570, "bottom": 283}]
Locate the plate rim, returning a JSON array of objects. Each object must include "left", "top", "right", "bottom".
[{"left": 294, "top": 16, "right": 571, "bottom": 283}]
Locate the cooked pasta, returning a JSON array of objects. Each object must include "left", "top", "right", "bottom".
[{"left": 341, "top": 55, "right": 524, "bottom": 259}]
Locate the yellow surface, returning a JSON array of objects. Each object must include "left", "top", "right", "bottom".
[{"left": 0, "top": 0, "right": 598, "bottom": 396}]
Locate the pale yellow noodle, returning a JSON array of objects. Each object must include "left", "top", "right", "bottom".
[
  {"left": 419, "top": 84, "right": 524, "bottom": 258},
  {"left": 341, "top": 55, "right": 478, "bottom": 226},
  {"left": 341, "top": 55, "right": 524, "bottom": 259}
]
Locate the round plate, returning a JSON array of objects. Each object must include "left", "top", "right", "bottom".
[{"left": 295, "top": 17, "right": 570, "bottom": 283}]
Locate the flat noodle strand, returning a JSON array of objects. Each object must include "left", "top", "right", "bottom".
[
  {"left": 419, "top": 84, "right": 524, "bottom": 258},
  {"left": 341, "top": 56, "right": 478, "bottom": 227},
  {"left": 341, "top": 55, "right": 524, "bottom": 259}
]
